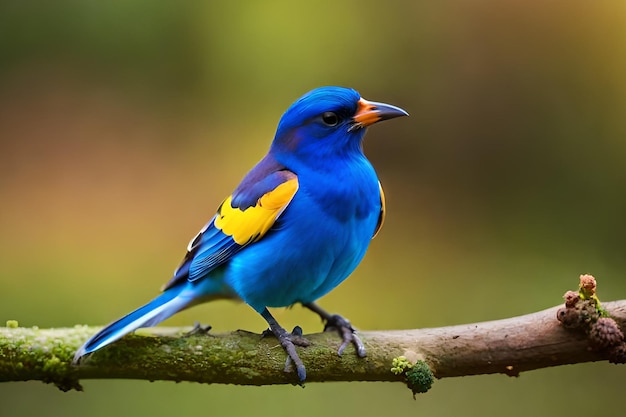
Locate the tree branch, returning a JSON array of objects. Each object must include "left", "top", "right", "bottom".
[{"left": 1, "top": 299, "right": 625, "bottom": 392}]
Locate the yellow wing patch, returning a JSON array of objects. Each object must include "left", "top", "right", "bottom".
[
  {"left": 372, "top": 181, "right": 386, "bottom": 239},
  {"left": 214, "top": 178, "right": 299, "bottom": 245}
]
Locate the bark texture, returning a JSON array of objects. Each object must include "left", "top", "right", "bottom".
[{"left": 1, "top": 300, "right": 624, "bottom": 392}]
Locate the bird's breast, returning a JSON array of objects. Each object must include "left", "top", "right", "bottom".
[
  {"left": 301, "top": 159, "right": 380, "bottom": 225},
  {"left": 223, "top": 158, "right": 381, "bottom": 311}
]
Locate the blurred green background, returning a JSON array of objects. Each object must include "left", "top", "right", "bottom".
[{"left": 1, "top": 1, "right": 625, "bottom": 416}]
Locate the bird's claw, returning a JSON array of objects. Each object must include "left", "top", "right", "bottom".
[
  {"left": 261, "top": 323, "right": 310, "bottom": 383},
  {"left": 266, "top": 325, "right": 309, "bottom": 382},
  {"left": 287, "top": 325, "right": 310, "bottom": 347},
  {"left": 262, "top": 325, "right": 310, "bottom": 347},
  {"left": 324, "top": 314, "right": 366, "bottom": 357}
]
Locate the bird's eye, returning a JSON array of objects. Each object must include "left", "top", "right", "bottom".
[{"left": 321, "top": 112, "right": 340, "bottom": 126}]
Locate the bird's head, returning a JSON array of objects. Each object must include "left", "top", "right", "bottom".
[{"left": 270, "top": 86, "right": 408, "bottom": 163}]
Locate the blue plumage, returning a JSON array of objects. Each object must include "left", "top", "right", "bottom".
[{"left": 73, "top": 86, "right": 408, "bottom": 381}]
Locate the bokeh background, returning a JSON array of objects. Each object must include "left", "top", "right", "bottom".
[{"left": 1, "top": 1, "right": 625, "bottom": 416}]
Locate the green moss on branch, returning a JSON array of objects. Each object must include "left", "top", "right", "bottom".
[{"left": 1, "top": 299, "right": 625, "bottom": 392}]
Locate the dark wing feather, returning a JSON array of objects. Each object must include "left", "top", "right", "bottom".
[{"left": 162, "top": 156, "right": 298, "bottom": 291}]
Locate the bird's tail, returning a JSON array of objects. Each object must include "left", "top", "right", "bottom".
[{"left": 73, "top": 283, "right": 200, "bottom": 364}]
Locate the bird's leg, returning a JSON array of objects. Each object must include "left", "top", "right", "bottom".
[
  {"left": 303, "top": 302, "right": 366, "bottom": 357},
  {"left": 260, "top": 308, "right": 309, "bottom": 382}
]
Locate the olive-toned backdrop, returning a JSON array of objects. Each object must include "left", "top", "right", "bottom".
[{"left": 1, "top": 1, "right": 624, "bottom": 416}]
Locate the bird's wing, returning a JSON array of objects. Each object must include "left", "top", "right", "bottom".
[
  {"left": 162, "top": 169, "right": 299, "bottom": 290},
  {"left": 372, "top": 181, "right": 386, "bottom": 239}
]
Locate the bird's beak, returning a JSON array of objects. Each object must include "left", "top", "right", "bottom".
[{"left": 351, "top": 98, "right": 409, "bottom": 130}]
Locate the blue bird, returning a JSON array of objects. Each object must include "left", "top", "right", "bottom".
[{"left": 73, "top": 86, "right": 408, "bottom": 381}]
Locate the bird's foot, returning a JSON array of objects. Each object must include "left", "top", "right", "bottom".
[
  {"left": 270, "top": 325, "right": 310, "bottom": 382},
  {"left": 304, "top": 302, "right": 366, "bottom": 357},
  {"left": 261, "top": 309, "right": 310, "bottom": 383},
  {"left": 323, "top": 314, "right": 366, "bottom": 357},
  {"left": 262, "top": 325, "right": 310, "bottom": 347},
  {"left": 184, "top": 322, "right": 212, "bottom": 337}
]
